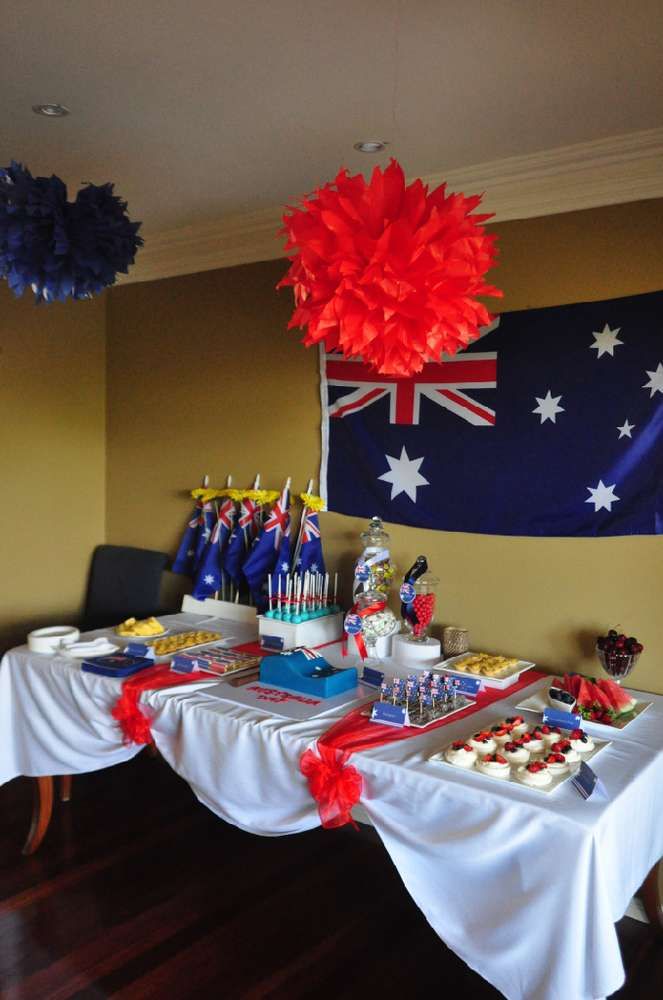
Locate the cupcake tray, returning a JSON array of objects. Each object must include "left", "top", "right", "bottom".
[
  {"left": 429, "top": 733, "right": 611, "bottom": 794},
  {"left": 515, "top": 682, "right": 652, "bottom": 732}
]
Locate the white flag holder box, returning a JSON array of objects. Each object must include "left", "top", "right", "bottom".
[
  {"left": 181, "top": 594, "right": 258, "bottom": 625},
  {"left": 257, "top": 612, "right": 344, "bottom": 651}
]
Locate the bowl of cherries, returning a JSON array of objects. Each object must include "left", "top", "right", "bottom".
[{"left": 596, "top": 629, "right": 644, "bottom": 681}]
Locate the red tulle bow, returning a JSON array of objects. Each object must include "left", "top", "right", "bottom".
[
  {"left": 111, "top": 665, "right": 215, "bottom": 745},
  {"left": 278, "top": 159, "right": 502, "bottom": 378},
  {"left": 299, "top": 668, "right": 546, "bottom": 830},
  {"left": 300, "top": 744, "right": 363, "bottom": 830}
]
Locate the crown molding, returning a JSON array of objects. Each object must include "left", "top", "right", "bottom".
[{"left": 121, "top": 127, "right": 663, "bottom": 286}]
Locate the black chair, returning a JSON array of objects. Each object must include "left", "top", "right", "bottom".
[{"left": 81, "top": 544, "right": 170, "bottom": 633}]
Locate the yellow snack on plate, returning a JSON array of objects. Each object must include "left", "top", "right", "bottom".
[
  {"left": 451, "top": 652, "right": 519, "bottom": 677},
  {"left": 117, "top": 616, "right": 165, "bottom": 637},
  {"left": 152, "top": 630, "right": 221, "bottom": 656}
]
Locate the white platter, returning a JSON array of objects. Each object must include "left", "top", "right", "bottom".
[
  {"left": 151, "top": 633, "right": 224, "bottom": 661},
  {"left": 62, "top": 641, "right": 121, "bottom": 658},
  {"left": 437, "top": 651, "right": 536, "bottom": 689},
  {"left": 515, "top": 681, "right": 652, "bottom": 732},
  {"left": 429, "top": 735, "right": 611, "bottom": 794}
]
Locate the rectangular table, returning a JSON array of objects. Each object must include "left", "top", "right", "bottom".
[{"left": 2, "top": 617, "right": 662, "bottom": 1000}]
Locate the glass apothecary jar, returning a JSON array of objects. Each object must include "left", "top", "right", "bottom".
[
  {"left": 400, "top": 572, "right": 439, "bottom": 643},
  {"left": 354, "top": 515, "right": 396, "bottom": 598}
]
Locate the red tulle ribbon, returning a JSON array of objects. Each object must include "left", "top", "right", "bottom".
[
  {"left": 111, "top": 665, "right": 215, "bottom": 744},
  {"left": 278, "top": 159, "right": 502, "bottom": 378},
  {"left": 300, "top": 744, "right": 363, "bottom": 830},
  {"left": 342, "top": 599, "right": 386, "bottom": 659},
  {"left": 302, "top": 668, "right": 546, "bottom": 829}
]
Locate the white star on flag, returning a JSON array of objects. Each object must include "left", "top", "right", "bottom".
[
  {"left": 617, "top": 420, "right": 635, "bottom": 439},
  {"left": 203, "top": 574, "right": 216, "bottom": 585},
  {"left": 280, "top": 561, "right": 289, "bottom": 572},
  {"left": 585, "top": 480, "right": 620, "bottom": 512},
  {"left": 590, "top": 324, "right": 623, "bottom": 358},
  {"left": 378, "top": 446, "right": 429, "bottom": 502},
  {"left": 642, "top": 362, "right": 663, "bottom": 397},
  {"left": 187, "top": 548, "right": 195, "bottom": 558},
  {"left": 310, "top": 562, "right": 319, "bottom": 572},
  {"left": 532, "top": 390, "right": 564, "bottom": 424}
]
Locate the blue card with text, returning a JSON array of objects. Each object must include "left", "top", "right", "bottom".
[
  {"left": 542, "top": 707, "right": 581, "bottom": 731},
  {"left": 371, "top": 702, "right": 408, "bottom": 727},
  {"left": 451, "top": 676, "right": 482, "bottom": 697},
  {"left": 124, "top": 642, "right": 155, "bottom": 660}
]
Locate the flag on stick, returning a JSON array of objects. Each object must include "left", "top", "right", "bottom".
[
  {"left": 243, "top": 479, "right": 291, "bottom": 605},
  {"left": 172, "top": 497, "right": 216, "bottom": 576},
  {"left": 192, "top": 497, "right": 236, "bottom": 599}
]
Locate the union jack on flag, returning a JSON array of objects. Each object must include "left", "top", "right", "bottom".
[
  {"left": 325, "top": 348, "right": 498, "bottom": 427},
  {"left": 243, "top": 484, "right": 291, "bottom": 603},
  {"left": 297, "top": 509, "right": 326, "bottom": 575}
]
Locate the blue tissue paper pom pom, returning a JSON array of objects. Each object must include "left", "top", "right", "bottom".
[{"left": 0, "top": 161, "right": 142, "bottom": 302}]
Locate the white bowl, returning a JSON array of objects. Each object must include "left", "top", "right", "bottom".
[
  {"left": 548, "top": 686, "right": 577, "bottom": 712},
  {"left": 28, "top": 626, "right": 80, "bottom": 654}
]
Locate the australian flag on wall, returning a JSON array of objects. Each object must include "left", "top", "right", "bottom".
[{"left": 321, "top": 290, "right": 663, "bottom": 536}]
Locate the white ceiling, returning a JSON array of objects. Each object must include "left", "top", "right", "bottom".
[{"left": 3, "top": 1, "right": 663, "bottom": 252}]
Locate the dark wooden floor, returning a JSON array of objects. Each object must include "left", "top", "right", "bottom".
[{"left": 1, "top": 753, "right": 660, "bottom": 1000}]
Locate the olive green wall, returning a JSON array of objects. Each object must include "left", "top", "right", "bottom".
[
  {"left": 100, "top": 198, "right": 660, "bottom": 695},
  {"left": 0, "top": 286, "right": 107, "bottom": 651}
]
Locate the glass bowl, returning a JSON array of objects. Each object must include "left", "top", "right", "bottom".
[{"left": 596, "top": 645, "right": 640, "bottom": 681}]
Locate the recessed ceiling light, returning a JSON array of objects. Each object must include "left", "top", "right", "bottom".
[
  {"left": 32, "top": 103, "right": 70, "bottom": 117},
  {"left": 353, "top": 139, "right": 388, "bottom": 154}
]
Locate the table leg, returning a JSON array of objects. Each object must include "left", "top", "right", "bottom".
[
  {"left": 22, "top": 776, "right": 54, "bottom": 856},
  {"left": 60, "top": 774, "right": 73, "bottom": 802},
  {"left": 640, "top": 860, "right": 663, "bottom": 934}
]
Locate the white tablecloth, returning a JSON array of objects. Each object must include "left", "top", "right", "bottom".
[{"left": 2, "top": 619, "right": 662, "bottom": 1000}]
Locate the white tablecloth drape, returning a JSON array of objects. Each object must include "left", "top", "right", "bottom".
[{"left": 2, "top": 620, "right": 662, "bottom": 1000}]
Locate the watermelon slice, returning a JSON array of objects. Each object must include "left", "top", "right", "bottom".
[
  {"left": 575, "top": 676, "right": 597, "bottom": 711},
  {"left": 588, "top": 682, "right": 614, "bottom": 713},
  {"left": 560, "top": 674, "right": 581, "bottom": 699},
  {"left": 596, "top": 678, "right": 637, "bottom": 716}
]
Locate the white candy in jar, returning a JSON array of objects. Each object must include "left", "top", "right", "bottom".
[{"left": 362, "top": 608, "right": 398, "bottom": 640}]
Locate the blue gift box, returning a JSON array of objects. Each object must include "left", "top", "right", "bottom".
[
  {"left": 259, "top": 648, "right": 358, "bottom": 699},
  {"left": 82, "top": 654, "right": 154, "bottom": 678}
]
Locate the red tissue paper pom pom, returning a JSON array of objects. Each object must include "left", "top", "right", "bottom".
[{"left": 277, "top": 159, "right": 502, "bottom": 377}]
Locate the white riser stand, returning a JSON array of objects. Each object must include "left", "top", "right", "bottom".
[
  {"left": 258, "top": 612, "right": 344, "bottom": 650},
  {"left": 181, "top": 594, "right": 258, "bottom": 625},
  {"left": 392, "top": 634, "right": 442, "bottom": 669}
]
